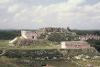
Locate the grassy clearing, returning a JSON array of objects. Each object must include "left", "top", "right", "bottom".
[
  {"left": 0, "top": 56, "right": 100, "bottom": 67},
  {"left": 0, "top": 40, "right": 9, "bottom": 47},
  {"left": 0, "top": 40, "right": 61, "bottom": 50},
  {"left": 0, "top": 40, "right": 100, "bottom": 67}
]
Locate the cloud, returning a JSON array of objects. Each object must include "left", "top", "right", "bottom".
[
  {"left": 12, "top": 0, "right": 87, "bottom": 21},
  {"left": 0, "top": 0, "right": 9, "bottom": 4},
  {"left": 0, "top": 0, "right": 100, "bottom": 29},
  {"left": 8, "top": 4, "right": 19, "bottom": 13}
]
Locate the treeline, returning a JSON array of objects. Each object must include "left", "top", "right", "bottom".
[
  {"left": 87, "top": 39, "right": 100, "bottom": 52},
  {"left": 73, "top": 30, "right": 100, "bottom": 35},
  {"left": 0, "top": 30, "right": 21, "bottom": 40}
]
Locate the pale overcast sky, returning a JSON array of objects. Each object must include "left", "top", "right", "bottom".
[{"left": 0, "top": 0, "right": 100, "bottom": 30}]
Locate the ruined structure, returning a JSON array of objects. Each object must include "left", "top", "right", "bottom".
[
  {"left": 21, "top": 31, "right": 40, "bottom": 40},
  {"left": 61, "top": 41, "right": 92, "bottom": 49},
  {"left": 9, "top": 27, "right": 77, "bottom": 46},
  {"left": 79, "top": 34, "right": 100, "bottom": 41}
]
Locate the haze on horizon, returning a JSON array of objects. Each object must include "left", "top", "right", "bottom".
[{"left": 0, "top": 0, "right": 100, "bottom": 30}]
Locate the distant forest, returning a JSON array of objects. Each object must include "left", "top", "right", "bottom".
[
  {"left": 0, "top": 30, "right": 36, "bottom": 40},
  {"left": 0, "top": 30, "right": 21, "bottom": 40},
  {"left": 73, "top": 30, "right": 100, "bottom": 35}
]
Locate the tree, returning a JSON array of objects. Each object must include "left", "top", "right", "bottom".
[{"left": 47, "top": 33, "right": 66, "bottom": 42}]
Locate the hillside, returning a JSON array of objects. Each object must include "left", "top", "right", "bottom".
[{"left": 0, "top": 28, "right": 100, "bottom": 67}]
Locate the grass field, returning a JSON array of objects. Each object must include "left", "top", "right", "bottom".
[
  {"left": 0, "top": 56, "right": 100, "bottom": 67},
  {"left": 0, "top": 40, "right": 100, "bottom": 67},
  {"left": 0, "top": 40, "right": 9, "bottom": 47},
  {"left": 0, "top": 40, "right": 61, "bottom": 50}
]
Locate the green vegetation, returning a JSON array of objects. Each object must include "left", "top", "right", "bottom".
[
  {"left": 0, "top": 30, "right": 20, "bottom": 40},
  {"left": 71, "top": 59, "right": 100, "bottom": 67},
  {"left": 0, "top": 30, "right": 100, "bottom": 67},
  {"left": 0, "top": 56, "right": 78, "bottom": 67},
  {"left": 87, "top": 39, "right": 100, "bottom": 46},
  {"left": 0, "top": 48, "right": 98, "bottom": 60},
  {"left": 47, "top": 33, "right": 66, "bottom": 42},
  {"left": 73, "top": 30, "right": 100, "bottom": 35},
  {"left": 87, "top": 39, "right": 100, "bottom": 52},
  {"left": 0, "top": 40, "right": 9, "bottom": 47},
  {"left": 0, "top": 56, "right": 100, "bottom": 67},
  {"left": 0, "top": 40, "right": 60, "bottom": 50}
]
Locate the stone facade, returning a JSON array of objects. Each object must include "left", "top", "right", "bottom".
[
  {"left": 21, "top": 31, "right": 40, "bottom": 40},
  {"left": 61, "top": 41, "right": 92, "bottom": 49}
]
